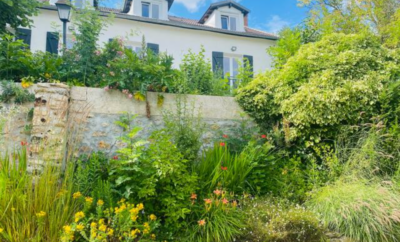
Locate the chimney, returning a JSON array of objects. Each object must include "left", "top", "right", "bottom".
[{"left": 244, "top": 14, "right": 249, "bottom": 27}]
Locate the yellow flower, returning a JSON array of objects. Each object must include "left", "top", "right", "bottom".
[
  {"left": 107, "top": 228, "right": 114, "bottom": 236},
  {"left": 130, "top": 229, "right": 140, "bottom": 238},
  {"left": 85, "top": 197, "right": 93, "bottom": 204},
  {"left": 76, "top": 224, "right": 84, "bottom": 231},
  {"left": 137, "top": 203, "right": 144, "bottom": 211},
  {"left": 151, "top": 234, "right": 156, "bottom": 240},
  {"left": 90, "top": 222, "right": 97, "bottom": 228},
  {"left": 149, "top": 214, "right": 157, "bottom": 221},
  {"left": 74, "top": 211, "right": 85, "bottom": 222},
  {"left": 118, "top": 198, "right": 126, "bottom": 204},
  {"left": 99, "top": 224, "right": 107, "bottom": 232},
  {"left": 0, "top": 228, "right": 3, "bottom": 233},
  {"left": 97, "top": 200, "right": 104, "bottom": 206},
  {"left": 144, "top": 222, "right": 150, "bottom": 229},
  {"left": 21, "top": 77, "right": 33, "bottom": 89},
  {"left": 11, "top": 207, "right": 16, "bottom": 211},
  {"left": 36, "top": 211, "right": 46, "bottom": 218},
  {"left": 63, "top": 225, "right": 72, "bottom": 234},
  {"left": 73, "top": 192, "right": 82, "bottom": 199},
  {"left": 130, "top": 215, "right": 138, "bottom": 222},
  {"left": 143, "top": 229, "right": 149, "bottom": 234}
]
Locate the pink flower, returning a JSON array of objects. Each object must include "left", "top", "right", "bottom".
[
  {"left": 94, "top": 50, "right": 101, "bottom": 56},
  {"left": 117, "top": 51, "right": 123, "bottom": 56},
  {"left": 222, "top": 134, "right": 228, "bottom": 139},
  {"left": 104, "top": 86, "right": 110, "bottom": 91},
  {"left": 21, "top": 141, "right": 28, "bottom": 146},
  {"left": 128, "top": 94, "right": 133, "bottom": 99},
  {"left": 222, "top": 198, "right": 229, "bottom": 205}
]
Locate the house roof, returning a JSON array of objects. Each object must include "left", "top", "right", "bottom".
[
  {"left": 40, "top": 5, "right": 278, "bottom": 41},
  {"left": 199, "top": 0, "right": 250, "bottom": 24},
  {"left": 122, "top": 0, "right": 174, "bottom": 13}
]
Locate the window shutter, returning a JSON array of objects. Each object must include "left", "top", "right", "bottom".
[
  {"left": 212, "top": 52, "right": 224, "bottom": 77},
  {"left": 244, "top": 55, "right": 254, "bottom": 77},
  {"left": 109, "top": 38, "right": 114, "bottom": 42},
  {"left": 147, "top": 43, "right": 159, "bottom": 54},
  {"left": 230, "top": 17, "right": 237, "bottom": 31},
  {"left": 16, "top": 28, "right": 31, "bottom": 48},
  {"left": 152, "top": 4, "right": 160, "bottom": 19},
  {"left": 46, "top": 32, "right": 59, "bottom": 54}
]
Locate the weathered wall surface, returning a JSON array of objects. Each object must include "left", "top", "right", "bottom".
[
  {"left": 1, "top": 84, "right": 248, "bottom": 166},
  {"left": 70, "top": 87, "right": 247, "bottom": 155}
]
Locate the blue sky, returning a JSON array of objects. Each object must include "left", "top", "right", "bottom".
[{"left": 100, "top": 0, "right": 309, "bottom": 34}]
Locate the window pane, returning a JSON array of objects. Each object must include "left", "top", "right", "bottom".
[
  {"left": 223, "top": 57, "right": 231, "bottom": 76},
  {"left": 66, "top": 35, "right": 75, "bottom": 50},
  {"left": 221, "top": 16, "right": 229, "bottom": 30},
  {"left": 142, "top": 3, "right": 150, "bottom": 17},
  {"left": 74, "top": 0, "right": 83, "bottom": 8},
  {"left": 152, "top": 4, "right": 160, "bottom": 19},
  {"left": 230, "top": 17, "right": 237, "bottom": 31},
  {"left": 135, "top": 47, "right": 142, "bottom": 53}
]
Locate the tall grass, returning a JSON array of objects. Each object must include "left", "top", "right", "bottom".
[
  {"left": 0, "top": 148, "right": 80, "bottom": 242},
  {"left": 195, "top": 143, "right": 259, "bottom": 193}
]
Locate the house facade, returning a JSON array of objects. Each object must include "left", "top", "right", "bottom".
[{"left": 16, "top": 0, "right": 278, "bottom": 81}]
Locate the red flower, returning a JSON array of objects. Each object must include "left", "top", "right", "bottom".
[
  {"left": 20, "top": 141, "right": 28, "bottom": 146},
  {"left": 113, "top": 156, "right": 119, "bottom": 160},
  {"left": 261, "top": 134, "right": 267, "bottom": 139},
  {"left": 221, "top": 166, "right": 228, "bottom": 171},
  {"left": 220, "top": 142, "right": 226, "bottom": 147},
  {"left": 222, "top": 134, "right": 228, "bottom": 139}
]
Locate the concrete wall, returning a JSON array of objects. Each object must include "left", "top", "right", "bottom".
[{"left": 28, "top": 9, "right": 275, "bottom": 73}]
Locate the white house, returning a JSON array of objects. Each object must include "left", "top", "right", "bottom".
[{"left": 15, "top": 0, "right": 278, "bottom": 81}]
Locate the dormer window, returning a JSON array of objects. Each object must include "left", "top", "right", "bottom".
[
  {"left": 221, "top": 15, "right": 237, "bottom": 31},
  {"left": 141, "top": 1, "right": 160, "bottom": 19}
]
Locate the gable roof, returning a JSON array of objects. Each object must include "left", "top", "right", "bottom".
[
  {"left": 199, "top": 0, "right": 250, "bottom": 24},
  {"left": 122, "top": 0, "right": 174, "bottom": 13},
  {"left": 40, "top": 5, "right": 278, "bottom": 40}
]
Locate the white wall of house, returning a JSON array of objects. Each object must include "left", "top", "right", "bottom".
[{"left": 28, "top": 9, "right": 275, "bottom": 73}]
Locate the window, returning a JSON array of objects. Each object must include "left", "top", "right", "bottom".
[
  {"left": 152, "top": 4, "right": 160, "bottom": 19},
  {"left": 230, "top": 17, "right": 237, "bottom": 31},
  {"left": 66, "top": 35, "right": 76, "bottom": 50},
  {"left": 142, "top": 2, "right": 150, "bottom": 18},
  {"left": 221, "top": 16, "right": 229, "bottom": 30},
  {"left": 223, "top": 56, "right": 241, "bottom": 88},
  {"left": 126, "top": 45, "right": 143, "bottom": 54}
]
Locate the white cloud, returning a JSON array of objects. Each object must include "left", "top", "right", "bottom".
[
  {"left": 174, "top": 0, "right": 207, "bottom": 13},
  {"left": 264, "top": 15, "right": 289, "bottom": 34}
]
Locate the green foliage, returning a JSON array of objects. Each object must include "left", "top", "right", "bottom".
[
  {"left": 268, "top": 28, "right": 303, "bottom": 69},
  {"left": 195, "top": 143, "right": 259, "bottom": 194},
  {"left": 163, "top": 96, "right": 205, "bottom": 161},
  {"left": 0, "top": 148, "right": 80, "bottom": 242},
  {"left": 241, "top": 197, "right": 326, "bottom": 242},
  {"left": 309, "top": 181, "right": 400, "bottom": 242},
  {"left": 186, "top": 191, "right": 244, "bottom": 242},
  {"left": 237, "top": 33, "right": 398, "bottom": 144},
  {"left": 73, "top": 152, "right": 110, "bottom": 197},
  {"left": 0, "top": 0, "right": 39, "bottom": 34},
  {"left": 0, "top": 34, "right": 32, "bottom": 81},
  {"left": 0, "top": 80, "right": 34, "bottom": 104}
]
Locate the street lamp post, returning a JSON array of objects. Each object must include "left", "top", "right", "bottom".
[{"left": 55, "top": 0, "right": 72, "bottom": 49}]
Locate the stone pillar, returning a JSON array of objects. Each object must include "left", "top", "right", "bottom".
[{"left": 29, "top": 83, "right": 70, "bottom": 172}]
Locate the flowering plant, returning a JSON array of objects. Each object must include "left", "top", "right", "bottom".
[{"left": 61, "top": 197, "right": 159, "bottom": 242}]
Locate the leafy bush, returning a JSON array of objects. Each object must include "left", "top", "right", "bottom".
[
  {"left": 61, "top": 198, "right": 160, "bottom": 242},
  {"left": 163, "top": 95, "right": 205, "bottom": 162},
  {"left": 309, "top": 181, "right": 400, "bottom": 242},
  {"left": 178, "top": 47, "right": 230, "bottom": 95},
  {"left": 0, "top": 80, "right": 34, "bottom": 103},
  {"left": 186, "top": 190, "right": 244, "bottom": 242},
  {"left": 240, "top": 197, "right": 326, "bottom": 242},
  {"left": 236, "top": 33, "right": 399, "bottom": 144}
]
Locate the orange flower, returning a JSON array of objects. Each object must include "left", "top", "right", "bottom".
[
  {"left": 204, "top": 199, "right": 212, "bottom": 204},
  {"left": 222, "top": 198, "right": 229, "bottom": 205},
  {"left": 221, "top": 166, "right": 228, "bottom": 171},
  {"left": 190, "top": 193, "right": 197, "bottom": 200},
  {"left": 220, "top": 142, "right": 226, "bottom": 147},
  {"left": 232, "top": 200, "right": 238, "bottom": 207},
  {"left": 198, "top": 219, "right": 206, "bottom": 226},
  {"left": 222, "top": 134, "right": 228, "bottom": 138},
  {"left": 213, "top": 189, "right": 222, "bottom": 196}
]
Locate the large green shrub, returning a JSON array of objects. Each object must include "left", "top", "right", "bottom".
[
  {"left": 236, "top": 33, "right": 399, "bottom": 144},
  {"left": 240, "top": 197, "right": 326, "bottom": 242}
]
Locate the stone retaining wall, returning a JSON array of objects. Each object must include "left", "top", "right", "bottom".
[{"left": 1, "top": 84, "right": 248, "bottom": 167}]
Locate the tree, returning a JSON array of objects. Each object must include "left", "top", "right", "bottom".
[{"left": 0, "top": 0, "right": 40, "bottom": 34}]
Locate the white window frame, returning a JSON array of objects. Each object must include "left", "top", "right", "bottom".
[
  {"left": 221, "top": 15, "right": 229, "bottom": 30},
  {"left": 223, "top": 54, "right": 243, "bottom": 88},
  {"left": 141, "top": 1, "right": 161, "bottom": 19},
  {"left": 125, "top": 41, "right": 143, "bottom": 54},
  {"left": 220, "top": 13, "right": 239, "bottom": 31}
]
